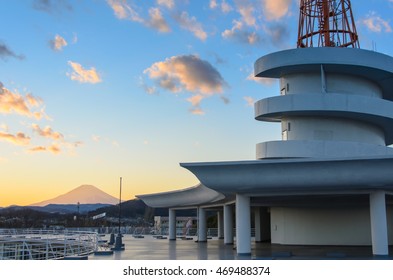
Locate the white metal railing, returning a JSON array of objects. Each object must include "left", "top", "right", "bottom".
[{"left": 0, "top": 229, "right": 99, "bottom": 260}]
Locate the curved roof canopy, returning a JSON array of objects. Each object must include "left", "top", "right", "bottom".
[{"left": 137, "top": 183, "right": 225, "bottom": 208}]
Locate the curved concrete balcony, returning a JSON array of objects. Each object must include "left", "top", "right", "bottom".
[
  {"left": 136, "top": 183, "right": 225, "bottom": 208},
  {"left": 254, "top": 48, "right": 393, "bottom": 100},
  {"left": 256, "top": 140, "right": 393, "bottom": 159},
  {"left": 255, "top": 93, "right": 393, "bottom": 145},
  {"left": 180, "top": 156, "right": 393, "bottom": 196}
]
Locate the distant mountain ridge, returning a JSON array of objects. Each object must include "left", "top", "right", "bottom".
[
  {"left": 29, "top": 203, "right": 112, "bottom": 214},
  {"left": 30, "top": 185, "right": 119, "bottom": 206}
]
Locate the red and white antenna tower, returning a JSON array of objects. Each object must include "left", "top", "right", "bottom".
[{"left": 297, "top": 0, "right": 359, "bottom": 48}]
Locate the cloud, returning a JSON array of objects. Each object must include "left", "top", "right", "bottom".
[
  {"left": 187, "top": 94, "right": 204, "bottom": 107},
  {"left": 92, "top": 135, "right": 101, "bottom": 142},
  {"left": 362, "top": 12, "right": 392, "bottom": 33},
  {"left": 28, "top": 140, "right": 82, "bottom": 155},
  {"left": 143, "top": 84, "right": 157, "bottom": 95},
  {"left": 32, "top": 0, "right": 73, "bottom": 14},
  {"left": 220, "top": 95, "right": 230, "bottom": 104},
  {"left": 234, "top": 0, "right": 256, "bottom": 27},
  {"left": 0, "top": 43, "right": 25, "bottom": 61},
  {"left": 32, "top": 124, "right": 64, "bottom": 140},
  {"left": 189, "top": 107, "right": 205, "bottom": 115},
  {"left": 222, "top": 20, "right": 261, "bottom": 45},
  {"left": 264, "top": 23, "right": 290, "bottom": 46},
  {"left": 174, "top": 12, "right": 207, "bottom": 41},
  {"left": 243, "top": 96, "right": 255, "bottom": 107},
  {"left": 28, "top": 143, "right": 61, "bottom": 155},
  {"left": 262, "top": 0, "right": 292, "bottom": 21},
  {"left": 49, "top": 34, "right": 68, "bottom": 51},
  {"left": 144, "top": 55, "right": 227, "bottom": 113},
  {"left": 145, "top": 55, "right": 226, "bottom": 94},
  {"left": 157, "top": 0, "right": 174, "bottom": 9},
  {"left": 48, "top": 143, "right": 61, "bottom": 154},
  {"left": 210, "top": 0, "right": 218, "bottom": 9},
  {"left": 0, "top": 83, "right": 45, "bottom": 119},
  {"left": 28, "top": 146, "right": 47, "bottom": 153},
  {"left": 221, "top": 0, "right": 233, "bottom": 13},
  {"left": 107, "top": 1, "right": 170, "bottom": 33},
  {"left": 106, "top": 0, "right": 143, "bottom": 21},
  {"left": 0, "top": 131, "right": 30, "bottom": 146},
  {"left": 146, "top": 7, "right": 171, "bottom": 33},
  {"left": 67, "top": 61, "right": 102, "bottom": 84},
  {"left": 210, "top": 0, "right": 233, "bottom": 13}
]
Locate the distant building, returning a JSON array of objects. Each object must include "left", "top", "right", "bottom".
[{"left": 154, "top": 216, "right": 196, "bottom": 235}]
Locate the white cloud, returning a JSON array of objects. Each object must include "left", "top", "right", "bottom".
[
  {"left": 49, "top": 34, "right": 67, "bottom": 51},
  {"left": 28, "top": 143, "right": 61, "bottom": 155},
  {"left": 157, "top": 0, "right": 174, "bottom": 9},
  {"left": 144, "top": 55, "right": 227, "bottom": 114},
  {"left": 0, "top": 131, "right": 30, "bottom": 146},
  {"left": 210, "top": 0, "right": 233, "bottom": 13},
  {"left": 32, "top": 124, "right": 64, "bottom": 140},
  {"left": 107, "top": 1, "right": 171, "bottom": 33},
  {"left": 189, "top": 107, "right": 205, "bottom": 115},
  {"left": 106, "top": 0, "right": 143, "bottom": 22},
  {"left": 210, "top": 0, "right": 218, "bottom": 9},
  {"left": 0, "top": 82, "right": 45, "bottom": 119},
  {"left": 221, "top": 0, "right": 233, "bottom": 13},
  {"left": 67, "top": 61, "right": 102, "bottom": 84},
  {"left": 263, "top": 0, "right": 292, "bottom": 21},
  {"left": 146, "top": 7, "right": 171, "bottom": 33},
  {"left": 243, "top": 96, "right": 255, "bottom": 107},
  {"left": 263, "top": 23, "right": 290, "bottom": 46},
  {"left": 144, "top": 55, "right": 226, "bottom": 95},
  {"left": 362, "top": 12, "right": 392, "bottom": 33},
  {"left": 235, "top": 0, "right": 256, "bottom": 27},
  {"left": 222, "top": 20, "right": 260, "bottom": 45},
  {"left": 174, "top": 12, "right": 207, "bottom": 41}
]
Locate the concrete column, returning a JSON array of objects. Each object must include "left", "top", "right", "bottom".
[
  {"left": 224, "top": 204, "right": 233, "bottom": 244},
  {"left": 236, "top": 194, "right": 251, "bottom": 255},
  {"left": 168, "top": 209, "right": 176, "bottom": 241},
  {"left": 198, "top": 207, "right": 207, "bottom": 242},
  {"left": 369, "top": 191, "right": 389, "bottom": 256},
  {"left": 218, "top": 210, "right": 224, "bottom": 239},
  {"left": 254, "top": 207, "right": 262, "bottom": 242}
]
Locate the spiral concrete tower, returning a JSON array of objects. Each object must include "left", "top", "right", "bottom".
[
  {"left": 254, "top": 47, "right": 393, "bottom": 159},
  {"left": 139, "top": 0, "right": 393, "bottom": 257}
]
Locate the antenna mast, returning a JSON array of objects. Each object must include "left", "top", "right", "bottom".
[{"left": 297, "top": 0, "right": 359, "bottom": 48}]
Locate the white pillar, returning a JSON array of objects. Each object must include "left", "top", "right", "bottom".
[
  {"left": 198, "top": 207, "right": 207, "bottom": 242},
  {"left": 168, "top": 209, "right": 176, "bottom": 241},
  {"left": 218, "top": 210, "right": 224, "bottom": 239},
  {"left": 236, "top": 194, "right": 251, "bottom": 255},
  {"left": 254, "top": 207, "right": 262, "bottom": 242},
  {"left": 369, "top": 191, "right": 389, "bottom": 256},
  {"left": 224, "top": 204, "right": 233, "bottom": 244}
]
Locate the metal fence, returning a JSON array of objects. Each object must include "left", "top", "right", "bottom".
[{"left": 0, "top": 229, "right": 99, "bottom": 260}]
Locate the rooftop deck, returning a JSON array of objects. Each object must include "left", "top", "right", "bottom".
[{"left": 90, "top": 234, "right": 393, "bottom": 260}]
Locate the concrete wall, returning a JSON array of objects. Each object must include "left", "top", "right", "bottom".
[
  {"left": 280, "top": 73, "right": 382, "bottom": 98},
  {"left": 281, "top": 117, "right": 385, "bottom": 145},
  {"left": 271, "top": 206, "right": 393, "bottom": 245}
]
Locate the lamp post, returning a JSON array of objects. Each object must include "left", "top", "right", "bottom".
[{"left": 113, "top": 177, "right": 124, "bottom": 251}]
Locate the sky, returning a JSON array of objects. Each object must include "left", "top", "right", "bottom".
[{"left": 1, "top": 0, "right": 393, "bottom": 207}]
